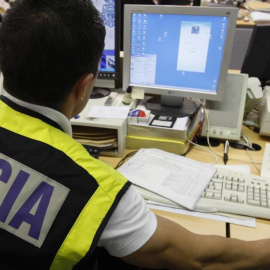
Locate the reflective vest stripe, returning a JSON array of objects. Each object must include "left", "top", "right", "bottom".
[
  {"left": 50, "top": 187, "right": 116, "bottom": 270},
  {"left": 50, "top": 166, "right": 128, "bottom": 269}
]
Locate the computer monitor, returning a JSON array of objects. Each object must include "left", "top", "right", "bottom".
[
  {"left": 91, "top": 0, "right": 121, "bottom": 98},
  {"left": 241, "top": 24, "right": 270, "bottom": 87},
  {"left": 123, "top": 5, "right": 238, "bottom": 117},
  {"left": 120, "top": 1, "right": 155, "bottom": 51}
]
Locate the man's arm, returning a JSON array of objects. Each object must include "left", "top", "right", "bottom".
[{"left": 121, "top": 214, "right": 270, "bottom": 270}]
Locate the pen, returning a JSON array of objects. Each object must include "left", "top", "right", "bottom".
[{"left": 223, "top": 140, "right": 229, "bottom": 165}]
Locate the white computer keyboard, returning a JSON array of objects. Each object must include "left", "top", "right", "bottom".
[
  {"left": 197, "top": 167, "right": 270, "bottom": 219},
  {"left": 134, "top": 167, "right": 270, "bottom": 220}
]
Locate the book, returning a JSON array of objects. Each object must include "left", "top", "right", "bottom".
[
  {"left": 117, "top": 148, "right": 216, "bottom": 210},
  {"left": 126, "top": 135, "right": 187, "bottom": 155},
  {"left": 246, "top": 1, "right": 270, "bottom": 12},
  {"left": 72, "top": 125, "right": 118, "bottom": 151},
  {"left": 128, "top": 115, "right": 190, "bottom": 140},
  {"left": 126, "top": 108, "right": 204, "bottom": 155},
  {"left": 127, "top": 96, "right": 192, "bottom": 140}
]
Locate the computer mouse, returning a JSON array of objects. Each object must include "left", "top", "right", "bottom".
[{"left": 244, "top": 16, "right": 249, "bottom": 22}]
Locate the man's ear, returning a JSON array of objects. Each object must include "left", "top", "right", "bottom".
[{"left": 74, "top": 73, "right": 94, "bottom": 101}]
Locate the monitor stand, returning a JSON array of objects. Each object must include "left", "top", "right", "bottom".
[{"left": 145, "top": 95, "right": 199, "bottom": 118}]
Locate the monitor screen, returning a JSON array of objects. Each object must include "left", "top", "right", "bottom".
[
  {"left": 92, "top": 0, "right": 121, "bottom": 93},
  {"left": 123, "top": 5, "right": 238, "bottom": 117},
  {"left": 241, "top": 24, "right": 270, "bottom": 87}
]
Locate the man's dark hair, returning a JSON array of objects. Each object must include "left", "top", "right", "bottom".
[{"left": 0, "top": 0, "right": 105, "bottom": 108}]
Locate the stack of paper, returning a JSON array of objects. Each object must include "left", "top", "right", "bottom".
[
  {"left": 72, "top": 125, "right": 118, "bottom": 150},
  {"left": 246, "top": 1, "right": 270, "bottom": 12},
  {"left": 250, "top": 11, "right": 270, "bottom": 22}
]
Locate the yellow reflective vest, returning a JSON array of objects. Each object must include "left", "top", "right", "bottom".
[{"left": 0, "top": 96, "right": 130, "bottom": 269}]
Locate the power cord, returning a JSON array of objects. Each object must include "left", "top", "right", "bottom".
[
  {"left": 243, "top": 120, "right": 260, "bottom": 130},
  {"left": 246, "top": 148, "right": 261, "bottom": 174},
  {"left": 186, "top": 101, "right": 262, "bottom": 171},
  {"left": 185, "top": 101, "right": 219, "bottom": 165}
]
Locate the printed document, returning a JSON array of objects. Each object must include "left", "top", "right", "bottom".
[{"left": 118, "top": 148, "right": 216, "bottom": 210}]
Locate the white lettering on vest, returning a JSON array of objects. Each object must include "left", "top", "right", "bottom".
[{"left": 0, "top": 153, "right": 69, "bottom": 247}]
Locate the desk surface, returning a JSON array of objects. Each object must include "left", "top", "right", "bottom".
[
  {"left": 237, "top": 10, "right": 255, "bottom": 27},
  {"left": 100, "top": 125, "right": 270, "bottom": 240},
  {"left": 236, "top": 17, "right": 255, "bottom": 27}
]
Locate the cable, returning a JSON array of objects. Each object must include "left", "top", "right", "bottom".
[
  {"left": 184, "top": 101, "right": 219, "bottom": 165},
  {"left": 246, "top": 148, "right": 261, "bottom": 174},
  {"left": 181, "top": 142, "right": 194, "bottom": 156},
  {"left": 232, "top": 132, "right": 255, "bottom": 151},
  {"left": 114, "top": 150, "right": 138, "bottom": 169},
  {"left": 200, "top": 102, "right": 221, "bottom": 163},
  {"left": 242, "top": 133, "right": 253, "bottom": 147},
  {"left": 186, "top": 137, "right": 218, "bottom": 165},
  {"left": 226, "top": 156, "right": 262, "bottom": 170},
  {"left": 203, "top": 105, "right": 220, "bottom": 160},
  {"left": 243, "top": 120, "right": 260, "bottom": 129},
  {"left": 220, "top": 133, "right": 261, "bottom": 170},
  {"left": 185, "top": 101, "right": 262, "bottom": 169}
]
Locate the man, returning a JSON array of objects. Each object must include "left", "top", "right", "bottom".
[{"left": 0, "top": 1, "right": 270, "bottom": 270}]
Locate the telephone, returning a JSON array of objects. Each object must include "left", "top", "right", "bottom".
[
  {"left": 244, "top": 77, "right": 263, "bottom": 119},
  {"left": 260, "top": 85, "right": 270, "bottom": 136}
]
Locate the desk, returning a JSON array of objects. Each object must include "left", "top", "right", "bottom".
[
  {"left": 237, "top": 8, "right": 255, "bottom": 27},
  {"left": 100, "top": 125, "right": 270, "bottom": 240}
]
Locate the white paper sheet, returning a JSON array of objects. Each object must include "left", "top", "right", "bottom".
[
  {"left": 148, "top": 201, "right": 256, "bottom": 228},
  {"left": 88, "top": 106, "right": 130, "bottom": 119},
  {"left": 250, "top": 11, "right": 270, "bottom": 22},
  {"left": 118, "top": 148, "right": 216, "bottom": 210}
]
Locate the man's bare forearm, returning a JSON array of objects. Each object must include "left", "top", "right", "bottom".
[{"left": 122, "top": 215, "right": 270, "bottom": 270}]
